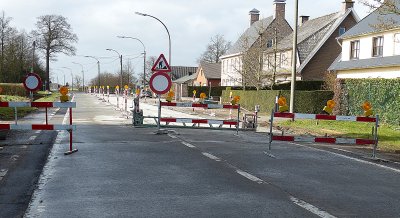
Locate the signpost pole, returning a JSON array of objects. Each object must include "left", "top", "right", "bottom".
[{"left": 157, "top": 95, "right": 161, "bottom": 131}]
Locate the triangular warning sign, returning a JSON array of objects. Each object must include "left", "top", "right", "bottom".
[{"left": 151, "top": 54, "right": 171, "bottom": 72}]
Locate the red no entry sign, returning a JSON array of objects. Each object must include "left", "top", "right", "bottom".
[
  {"left": 149, "top": 72, "right": 172, "bottom": 95},
  {"left": 23, "top": 73, "right": 42, "bottom": 92}
]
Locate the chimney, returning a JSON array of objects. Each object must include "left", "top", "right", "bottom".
[
  {"left": 342, "top": 0, "right": 355, "bottom": 13},
  {"left": 273, "top": 0, "right": 286, "bottom": 20},
  {"left": 249, "top": 8, "right": 260, "bottom": 26},
  {"left": 299, "top": 15, "right": 309, "bottom": 26}
]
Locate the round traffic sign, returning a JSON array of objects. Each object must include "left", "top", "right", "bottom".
[
  {"left": 23, "top": 73, "right": 42, "bottom": 92},
  {"left": 149, "top": 72, "right": 172, "bottom": 95}
]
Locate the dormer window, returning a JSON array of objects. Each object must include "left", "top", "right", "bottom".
[
  {"left": 267, "top": 39, "right": 274, "bottom": 48},
  {"left": 372, "top": 36, "right": 384, "bottom": 57}
]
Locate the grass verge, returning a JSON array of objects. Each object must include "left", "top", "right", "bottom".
[{"left": 275, "top": 119, "right": 400, "bottom": 152}]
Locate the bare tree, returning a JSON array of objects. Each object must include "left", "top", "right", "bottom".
[
  {"left": 32, "top": 15, "right": 78, "bottom": 90},
  {"left": 0, "top": 11, "right": 13, "bottom": 81},
  {"left": 360, "top": 0, "right": 400, "bottom": 29},
  {"left": 74, "top": 75, "right": 82, "bottom": 91},
  {"left": 198, "top": 34, "right": 231, "bottom": 63},
  {"left": 143, "top": 56, "right": 157, "bottom": 87},
  {"left": 122, "top": 59, "right": 137, "bottom": 87}
]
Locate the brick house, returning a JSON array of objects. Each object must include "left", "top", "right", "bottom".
[
  {"left": 264, "top": 0, "right": 359, "bottom": 82},
  {"left": 193, "top": 62, "right": 221, "bottom": 87},
  {"left": 220, "top": 0, "right": 292, "bottom": 86}
]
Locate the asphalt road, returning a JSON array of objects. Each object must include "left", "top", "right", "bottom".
[{"left": 23, "top": 93, "right": 400, "bottom": 217}]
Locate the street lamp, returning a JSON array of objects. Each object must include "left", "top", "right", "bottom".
[
  {"left": 135, "top": 12, "right": 171, "bottom": 66},
  {"left": 290, "top": 0, "right": 299, "bottom": 113},
  {"left": 62, "top": 67, "right": 73, "bottom": 91},
  {"left": 84, "top": 56, "right": 101, "bottom": 87},
  {"left": 117, "top": 36, "right": 146, "bottom": 88},
  {"left": 105, "top": 48, "right": 123, "bottom": 91},
  {"left": 72, "top": 62, "right": 85, "bottom": 92}
]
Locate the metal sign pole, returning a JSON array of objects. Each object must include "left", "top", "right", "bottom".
[
  {"left": 157, "top": 95, "right": 161, "bottom": 131},
  {"left": 236, "top": 105, "right": 240, "bottom": 135}
]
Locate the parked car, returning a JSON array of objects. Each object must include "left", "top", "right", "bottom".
[{"left": 140, "top": 90, "right": 153, "bottom": 98}]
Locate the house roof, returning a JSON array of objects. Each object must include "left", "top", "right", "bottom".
[
  {"left": 223, "top": 16, "right": 274, "bottom": 57},
  {"left": 199, "top": 62, "right": 221, "bottom": 79},
  {"left": 340, "top": 1, "right": 400, "bottom": 39},
  {"left": 328, "top": 55, "right": 400, "bottom": 71},
  {"left": 276, "top": 12, "right": 342, "bottom": 52},
  {"left": 170, "top": 66, "right": 198, "bottom": 80},
  {"left": 172, "top": 73, "right": 197, "bottom": 84}
]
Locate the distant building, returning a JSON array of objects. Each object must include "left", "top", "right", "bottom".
[
  {"left": 329, "top": 1, "right": 400, "bottom": 78},
  {"left": 194, "top": 62, "right": 221, "bottom": 87},
  {"left": 170, "top": 66, "right": 198, "bottom": 80}
]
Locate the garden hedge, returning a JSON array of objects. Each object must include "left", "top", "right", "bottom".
[
  {"left": 0, "top": 83, "right": 26, "bottom": 96},
  {"left": 335, "top": 79, "right": 400, "bottom": 125}
]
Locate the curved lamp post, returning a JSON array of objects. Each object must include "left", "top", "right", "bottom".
[
  {"left": 84, "top": 56, "right": 101, "bottom": 87},
  {"left": 135, "top": 12, "right": 171, "bottom": 66},
  {"left": 106, "top": 48, "right": 123, "bottom": 90},
  {"left": 117, "top": 36, "right": 146, "bottom": 88},
  {"left": 72, "top": 62, "right": 85, "bottom": 92}
]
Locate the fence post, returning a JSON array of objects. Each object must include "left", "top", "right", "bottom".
[{"left": 372, "top": 114, "right": 379, "bottom": 158}]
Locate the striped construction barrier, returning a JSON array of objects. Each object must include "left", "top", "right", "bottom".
[
  {"left": 0, "top": 101, "right": 77, "bottom": 155},
  {"left": 269, "top": 111, "right": 379, "bottom": 157},
  {"left": 156, "top": 102, "right": 240, "bottom": 133}
]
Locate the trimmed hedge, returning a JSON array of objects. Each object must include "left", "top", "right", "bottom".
[
  {"left": 0, "top": 83, "right": 26, "bottom": 96},
  {"left": 187, "top": 81, "right": 325, "bottom": 98},
  {"left": 221, "top": 89, "right": 333, "bottom": 114},
  {"left": 335, "top": 79, "right": 400, "bottom": 125}
]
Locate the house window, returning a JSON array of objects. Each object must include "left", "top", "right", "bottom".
[
  {"left": 350, "top": 40, "right": 360, "bottom": 59},
  {"left": 372, "top": 36, "right": 384, "bottom": 57},
  {"left": 339, "top": 27, "right": 346, "bottom": 36},
  {"left": 267, "top": 39, "right": 273, "bottom": 48},
  {"left": 395, "top": 33, "right": 400, "bottom": 55}
]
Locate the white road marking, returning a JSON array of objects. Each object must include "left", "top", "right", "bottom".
[
  {"left": 0, "top": 169, "right": 8, "bottom": 181},
  {"left": 181, "top": 141, "right": 196, "bottom": 148},
  {"left": 291, "top": 142, "right": 400, "bottom": 174},
  {"left": 202, "top": 152, "right": 221, "bottom": 161},
  {"left": 35, "top": 130, "right": 41, "bottom": 134},
  {"left": 236, "top": 169, "right": 264, "bottom": 184},
  {"left": 263, "top": 151, "right": 277, "bottom": 159},
  {"left": 10, "top": 155, "right": 19, "bottom": 161},
  {"left": 29, "top": 136, "right": 37, "bottom": 141},
  {"left": 168, "top": 134, "right": 177, "bottom": 139},
  {"left": 290, "top": 196, "right": 336, "bottom": 218}
]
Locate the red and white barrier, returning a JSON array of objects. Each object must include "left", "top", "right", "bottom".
[
  {"left": 269, "top": 110, "right": 379, "bottom": 157},
  {"left": 160, "top": 118, "right": 238, "bottom": 126},
  {"left": 160, "top": 102, "right": 239, "bottom": 109},
  {"left": 0, "top": 102, "right": 76, "bottom": 108},
  {"left": 0, "top": 101, "right": 77, "bottom": 155},
  {"left": 0, "top": 124, "right": 76, "bottom": 131},
  {"left": 272, "top": 136, "right": 375, "bottom": 145},
  {"left": 273, "top": 112, "right": 376, "bottom": 123},
  {"left": 156, "top": 102, "right": 241, "bottom": 133}
]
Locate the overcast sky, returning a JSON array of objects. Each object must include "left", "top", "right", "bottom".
[{"left": 1, "top": 0, "right": 370, "bottom": 85}]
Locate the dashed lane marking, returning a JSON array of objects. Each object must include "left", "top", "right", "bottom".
[
  {"left": 290, "top": 196, "right": 336, "bottom": 218},
  {"left": 10, "top": 155, "right": 19, "bottom": 161},
  {"left": 181, "top": 141, "right": 196, "bottom": 148},
  {"left": 202, "top": 152, "right": 221, "bottom": 161},
  {"left": 236, "top": 169, "right": 264, "bottom": 184}
]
